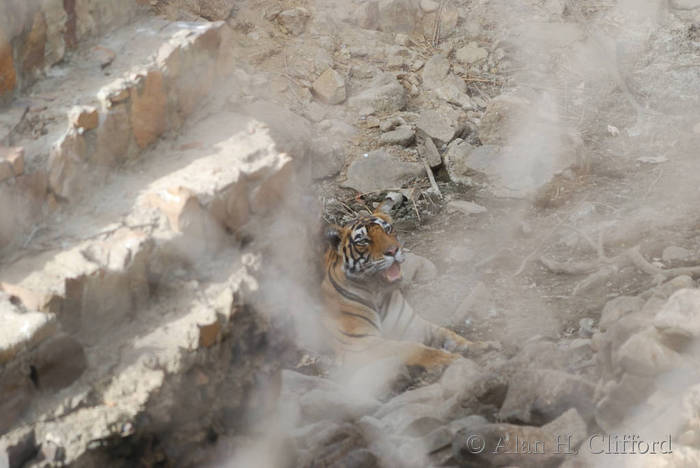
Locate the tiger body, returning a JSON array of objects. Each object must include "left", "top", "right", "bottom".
[{"left": 322, "top": 210, "right": 474, "bottom": 370}]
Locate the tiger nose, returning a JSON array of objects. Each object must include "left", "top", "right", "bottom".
[{"left": 385, "top": 246, "right": 398, "bottom": 256}]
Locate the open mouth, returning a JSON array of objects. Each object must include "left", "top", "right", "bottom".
[{"left": 383, "top": 262, "right": 402, "bottom": 283}]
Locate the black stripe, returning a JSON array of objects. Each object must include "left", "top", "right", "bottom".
[
  {"left": 341, "top": 310, "right": 380, "bottom": 331},
  {"left": 339, "top": 330, "right": 371, "bottom": 338},
  {"left": 328, "top": 266, "right": 377, "bottom": 312},
  {"left": 333, "top": 335, "right": 354, "bottom": 346}
]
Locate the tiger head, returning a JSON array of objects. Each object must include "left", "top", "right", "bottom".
[{"left": 326, "top": 211, "right": 405, "bottom": 283}]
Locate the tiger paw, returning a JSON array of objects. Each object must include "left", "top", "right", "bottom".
[
  {"left": 469, "top": 340, "right": 502, "bottom": 355},
  {"left": 442, "top": 337, "right": 472, "bottom": 355},
  {"left": 411, "top": 347, "right": 459, "bottom": 369}
]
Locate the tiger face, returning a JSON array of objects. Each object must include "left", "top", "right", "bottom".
[{"left": 326, "top": 211, "right": 405, "bottom": 283}]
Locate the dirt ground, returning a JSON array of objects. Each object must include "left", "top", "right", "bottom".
[{"left": 3, "top": 0, "right": 700, "bottom": 466}]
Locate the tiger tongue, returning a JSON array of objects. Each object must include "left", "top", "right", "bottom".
[{"left": 384, "top": 262, "right": 402, "bottom": 282}]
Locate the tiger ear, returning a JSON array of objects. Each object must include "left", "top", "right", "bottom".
[
  {"left": 325, "top": 225, "right": 344, "bottom": 251},
  {"left": 371, "top": 210, "right": 393, "bottom": 224}
]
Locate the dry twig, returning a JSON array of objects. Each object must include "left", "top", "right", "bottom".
[
  {"left": 417, "top": 150, "right": 443, "bottom": 199},
  {"left": 540, "top": 226, "right": 700, "bottom": 295}
]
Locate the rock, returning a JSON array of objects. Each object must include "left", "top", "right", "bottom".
[
  {"left": 48, "top": 130, "right": 88, "bottom": 200},
  {"left": 351, "top": 2, "right": 380, "bottom": 30},
  {"left": 416, "top": 109, "right": 459, "bottom": 146},
  {"left": 594, "top": 374, "right": 655, "bottom": 431},
  {"left": 418, "top": 137, "right": 441, "bottom": 168},
  {"left": 422, "top": 54, "right": 450, "bottom": 89},
  {"left": 455, "top": 42, "right": 488, "bottom": 65},
  {"left": 422, "top": 55, "right": 472, "bottom": 108},
  {"left": 448, "top": 141, "right": 573, "bottom": 198},
  {"left": 380, "top": 126, "right": 414, "bottom": 146},
  {"left": 423, "top": 427, "right": 453, "bottom": 453},
  {"left": 249, "top": 154, "right": 294, "bottom": 215},
  {"left": 654, "top": 289, "right": 700, "bottom": 338},
  {"left": 318, "top": 119, "right": 357, "bottom": 139},
  {"left": 0, "top": 427, "right": 36, "bottom": 468},
  {"left": 478, "top": 95, "right": 530, "bottom": 145},
  {"left": 420, "top": 0, "right": 439, "bottom": 13},
  {"left": 91, "top": 45, "right": 116, "bottom": 68},
  {"left": 439, "top": 358, "right": 483, "bottom": 396},
  {"left": 442, "top": 139, "right": 474, "bottom": 185},
  {"left": 447, "top": 200, "right": 487, "bottom": 215},
  {"left": 348, "top": 75, "right": 407, "bottom": 115},
  {"left": 380, "top": 116, "right": 407, "bottom": 132},
  {"left": 40, "top": 440, "right": 64, "bottom": 463},
  {"left": 649, "top": 275, "right": 695, "bottom": 301},
  {"left": 277, "top": 8, "right": 310, "bottom": 36},
  {"left": 299, "top": 388, "right": 379, "bottom": 423},
  {"left": 0, "top": 295, "right": 57, "bottom": 365},
  {"left": 131, "top": 70, "right": 167, "bottom": 149},
  {"left": 498, "top": 369, "right": 596, "bottom": 424},
  {"left": 97, "top": 78, "right": 131, "bottom": 107},
  {"left": 377, "top": 0, "right": 419, "bottom": 33},
  {"left": 344, "top": 355, "right": 407, "bottom": 401},
  {"left": 0, "top": 29, "right": 17, "bottom": 101},
  {"left": 309, "top": 136, "right": 345, "bottom": 180},
  {"left": 662, "top": 246, "right": 692, "bottom": 262},
  {"left": 281, "top": 370, "right": 340, "bottom": 397},
  {"left": 293, "top": 420, "right": 342, "bottom": 449},
  {"left": 35, "top": 334, "right": 87, "bottom": 390},
  {"left": 449, "top": 415, "right": 489, "bottom": 434},
  {"left": 329, "top": 449, "right": 379, "bottom": 468},
  {"left": 394, "top": 33, "right": 410, "bottom": 46},
  {"left": 641, "top": 446, "right": 700, "bottom": 468},
  {"left": 599, "top": 296, "right": 644, "bottom": 331},
  {"left": 181, "top": 0, "right": 237, "bottom": 19},
  {"left": 670, "top": 0, "right": 700, "bottom": 9},
  {"left": 400, "top": 253, "right": 438, "bottom": 285},
  {"left": 595, "top": 308, "right": 654, "bottom": 377},
  {"left": 241, "top": 101, "right": 311, "bottom": 158},
  {"left": 42, "top": 0, "right": 68, "bottom": 66},
  {"left": 303, "top": 102, "right": 327, "bottom": 123},
  {"left": 147, "top": 187, "right": 207, "bottom": 233},
  {"left": 403, "top": 415, "right": 444, "bottom": 437},
  {"left": 375, "top": 384, "right": 444, "bottom": 419},
  {"left": 614, "top": 328, "right": 683, "bottom": 376},
  {"left": 19, "top": 11, "right": 46, "bottom": 81},
  {"left": 95, "top": 104, "right": 134, "bottom": 165},
  {"left": 578, "top": 317, "right": 595, "bottom": 337},
  {"left": 380, "top": 402, "right": 444, "bottom": 434},
  {"left": 312, "top": 68, "right": 347, "bottom": 105},
  {"left": 68, "top": 105, "right": 99, "bottom": 130},
  {"left": 0, "top": 146, "right": 23, "bottom": 181},
  {"left": 453, "top": 409, "right": 587, "bottom": 466},
  {"left": 342, "top": 150, "right": 423, "bottom": 193},
  {"left": 420, "top": 4, "right": 459, "bottom": 41}
]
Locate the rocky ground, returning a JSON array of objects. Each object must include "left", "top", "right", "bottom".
[{"left": 2, "top": 0, "right": 700, "bottom": 467}]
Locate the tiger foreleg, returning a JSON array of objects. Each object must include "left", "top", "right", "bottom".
[
  {"left": 341, "top": 336, "right": 459, "bottom": 372},
  {"left": 427, "top": 322, "right": 501, "bottom": 356}
]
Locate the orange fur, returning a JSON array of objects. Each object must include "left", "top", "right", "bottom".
[{"left": 321, "top": 211, "right": 475, "bottom": 371}]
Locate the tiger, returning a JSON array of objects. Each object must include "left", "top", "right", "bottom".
[{"left": 321, "top": 208, "right": 482, "bottom": 371}]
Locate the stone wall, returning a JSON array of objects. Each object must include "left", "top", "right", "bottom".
[{"left": 0, "top": 0, "right": 143, "bottom": 104}]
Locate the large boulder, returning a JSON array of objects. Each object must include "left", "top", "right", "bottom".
[
  {"left": 416, "top": 108, "right": 460, "bottom": 147},
  {"left": 377, "top": 0, "right": 420, "bottom": 33},
  {"left": 312, "top": 68, "right": 347, "bottom": 105},
  {"left": 422, "top": 55, "right": 473, "bottom": 109},
  {"left": 348, "top": 74, "right": 407, "bottom": 115},
  {"left": 342, "top": 150, "right": 423, "bottom": 193}
]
